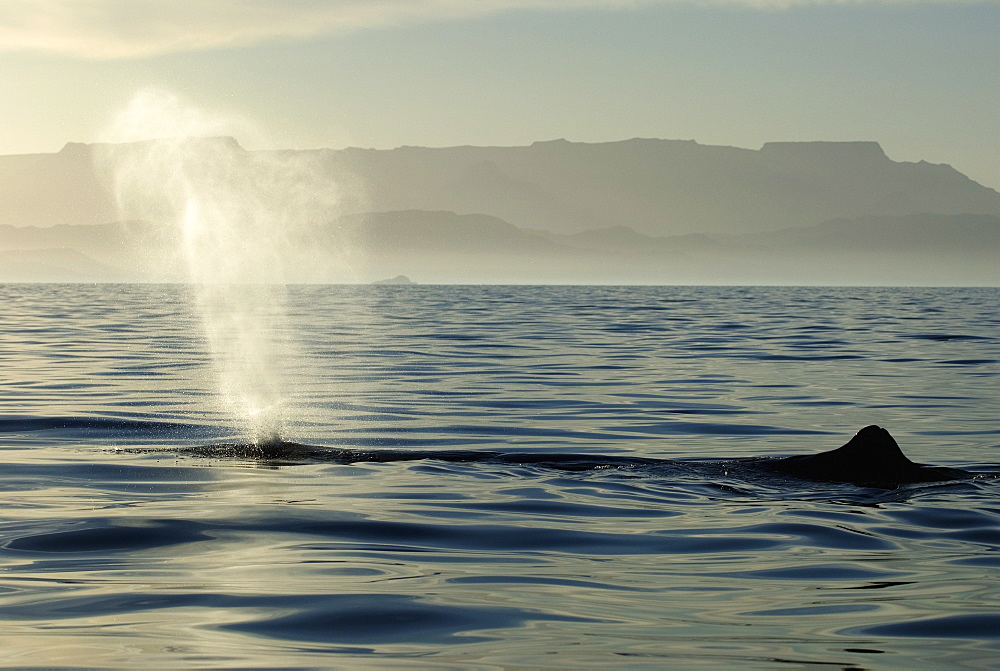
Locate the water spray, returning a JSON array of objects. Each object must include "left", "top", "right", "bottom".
[{"left": 101, "top": 89, "right": 341, "bottom": 445}]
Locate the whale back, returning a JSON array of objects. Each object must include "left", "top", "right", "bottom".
[
  {"left": 768, "top": 425, "right": 965, "bottom": 487},
  {"left": 181, "top": 425, "right": 970, "bottom": 489}
]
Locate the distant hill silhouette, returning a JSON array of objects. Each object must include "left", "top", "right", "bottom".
[
  {"left": 0, "top": 143, "right": 117, "bottom": 228},
  {"left": 722, "top": 212, "right": 1000, "bottom": 252},
  {"left": 2, "top": 138, "right": 998, "bottom": 236},
  {"left": 1, "top": 137, "right": 998, "bottom": 283},
  {"left": 331, "top": 139, "right": 1000, "bottom": 235},
  {"left": 0, "top": 247, "right": 119, "bottom": 282},
  {"left": 335, "top": 210, "right": 563, "bottom": 254},
  {"left": 2, "top": 209, "right": 996, "bottom": 285}
]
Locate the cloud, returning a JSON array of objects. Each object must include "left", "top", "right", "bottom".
[{"left": 0, "top": 0, "right": 976, "bottom": 60}]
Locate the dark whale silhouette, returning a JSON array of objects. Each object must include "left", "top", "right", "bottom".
[
  {"left": 179, "top": 425, "right": 972, "bottom": 489},
  {"left": 763, "top": 424, "right": 969, "bottom": 488}
]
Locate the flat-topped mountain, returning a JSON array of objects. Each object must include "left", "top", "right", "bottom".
[
  {"left": 314, "top": 138, "right": 1000, "bottom": 235},
  {"left": 2, "top": 137, "right": 998, "bottom": 283},
  {"left": 2, "top": 137, "right": 997, "bottom": 236}
]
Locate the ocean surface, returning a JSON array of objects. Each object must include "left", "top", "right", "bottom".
[{"left": 1, "top": 283, "right": 998, "bottom": 669}]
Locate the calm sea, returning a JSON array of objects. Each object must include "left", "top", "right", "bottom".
[{"left": 1, "top": 284, "right": 998, "bottom": 669}]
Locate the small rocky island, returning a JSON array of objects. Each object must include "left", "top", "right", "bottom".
[{"left": 372, "top": 275, "right": 414, "bottom": 285}]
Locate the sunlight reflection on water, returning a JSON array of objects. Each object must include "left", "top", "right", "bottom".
[{"left": 0, "top": 284, "right": 998, "bottom": 668}]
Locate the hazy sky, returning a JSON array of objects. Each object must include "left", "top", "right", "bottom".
[{"left": 2, "top": 0, "right": 997, "bottom": 189}]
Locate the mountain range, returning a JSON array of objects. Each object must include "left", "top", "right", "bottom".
[{"left": 1, "top": 138, "right": 997, "bottom": 284}]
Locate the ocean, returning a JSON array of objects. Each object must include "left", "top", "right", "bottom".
[{"left": 1, "top": 283, "right": 998, "bottom": 668}]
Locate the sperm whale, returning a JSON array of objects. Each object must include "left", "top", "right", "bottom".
[
  {"left": 180, "top": 425, "right": 972, "bottom": 489},
  {"left": 762, "top": 424, "right": 969, "bottom": 487}
]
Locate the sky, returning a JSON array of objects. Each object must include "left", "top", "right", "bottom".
[{"left": 1, "top": 0, "right": 998, "bottom": 190}]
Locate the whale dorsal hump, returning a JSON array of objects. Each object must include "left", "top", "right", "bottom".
[{"left": 768, "top": 425, "right": 944, "bottom": 486}]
